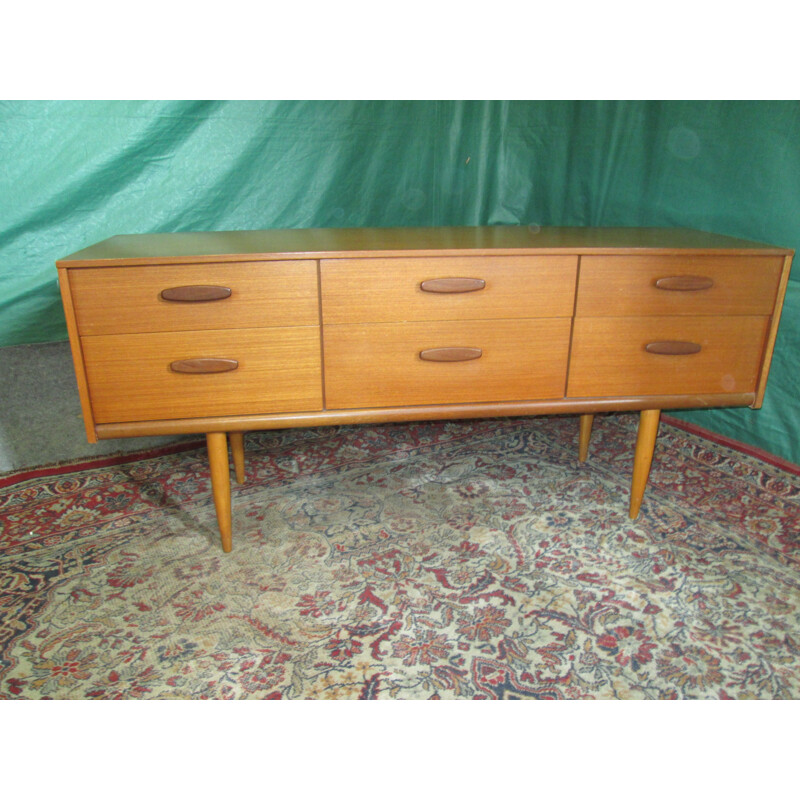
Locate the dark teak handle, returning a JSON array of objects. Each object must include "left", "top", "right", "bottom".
[
  {"left": 654, "top": 276, "right": 714, "bottom": 291},
  {"left": 161, "top": 285, "right": 233, "bottom": 302},
  {"left": 170, "top": 358, "right": 239, "bottom": 373},
  {"left": 645, "top": 341, "right": 702, "bottom": 356},
  {"left": 419, "top": 347, "right": 482, "bottom": 362},
  {"left": 420, "top": 278, "right": 486, "bottom": 293}
]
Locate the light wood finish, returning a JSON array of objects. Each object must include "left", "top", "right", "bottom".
[
  {"left": 206, "top": 432, "right": 232, "bottom": 552},
  {"left": 324, "top": 318, "right": 571, "bottom": 409},
  {"left": 55, "top": 225, "right": 793, "bottom": 551},
  {"left": 568, "top": 315, "right": 770, "bottom": 398},
  {"left": 93, "top": 393, "right": 758, "bottom": 439},
  {"left": 70, "top": 261, "right": 318, "bottom": 335},
  {"left": 320, "top": 256, "right": 577, "bottom": 324},
  {"left": 576, "top": 255, "right": 784, "bottom": 317},
  {"left": 81, "top": 327, "right": 322, "bottom": 423},
  {"left": 630, "top": 410, "right": 661, "bottom": 519},
  {"left": 57, "top": 226, "right": 791, "bottom": 267},
  {"left": 578, "top": 414, "right": 594, "bottom": 462},
  {"left": 229, "top": 432, "right": 245, "bottom": 484}
]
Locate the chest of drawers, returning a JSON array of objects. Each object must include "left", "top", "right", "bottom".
[{"left": 56, "top": 226, "right": 793, "bottom": 552}]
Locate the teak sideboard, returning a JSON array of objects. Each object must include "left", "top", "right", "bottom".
[{"left": 56, "top": 226, "right": 794, "bottom": 552}]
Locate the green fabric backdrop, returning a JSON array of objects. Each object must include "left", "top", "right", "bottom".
[{"left": 1, "top": 100, "right": 797, "bottom": 462}]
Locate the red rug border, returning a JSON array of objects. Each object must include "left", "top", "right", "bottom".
[
  {"left": 0, "top": 438, "right": 207, "bottom": 489},
  {"left": 661, "top": 414, "right": 800, "bottom": 476},
  {"left": 1, "top": 416, "right": 798, "bottom": 490}
]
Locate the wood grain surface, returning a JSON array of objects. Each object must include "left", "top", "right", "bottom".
[
  {"left": 70, "top": 261, "right": 319, "bottom": 335},
  {"left": 576, "top": 255, "right": 784, "bottom": 316},
  {"left": 568, "top": 315, "right": 770, "bottom": 397},
  {"left": 57, "top": 226, "right": 792, "bottom": 268},
  {"left": 323, "top": 318, "right": 571, "bottom": 409},
  {"left": 82, "top": 327, "right": 322, "bottom": 422},
  {"left": 320, "top": 256, "right": 577, "bottom": 324}
]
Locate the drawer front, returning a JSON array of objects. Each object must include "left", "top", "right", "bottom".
[
  {"left": 320, "top": 256, "right": 578, "bottom": 324},
  {"left": 82, "top": 327, "right": 322, "bottom": 423},
  {"left": 324, "top": 318, "right": 571, "bottom": 409},
  {"left": 576, "top": 255, "right": 783, "bottom": 316},
  {"left": 567, "top": 315, "right": 770, "bottom": 398},
  {"left": 69, "top": 261, "right": 319, "bottom": 335}
]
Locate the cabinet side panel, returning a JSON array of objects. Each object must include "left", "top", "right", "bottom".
[
  {"left": 57, "top": 267, "right": 98, "bottom": 443},
  {"left": 753, "top": 253, "right": 794, "bottom": 408}
]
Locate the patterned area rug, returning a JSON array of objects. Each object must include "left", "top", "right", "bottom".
[{"left": 2, "top": 414, "right": 799, "bottom": 699}]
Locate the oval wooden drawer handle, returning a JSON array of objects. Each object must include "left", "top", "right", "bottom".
[
  {"left": 420, "top": 278, "right": 486, "bottom": 293},
  {"left": 419, "top": 347, "right": 482, "bottom": 362},
  {"left": 645, "top": 341, "right": 702, "bottom": 356},
  {"left": 160, "top": 285, "right": 233, "bottom": 302},
  {"left": 170, "top": 358, "right": 239, "bottom": 373},
  {"left": 654, "top": 276, "right": 714, "bottom": 291}
]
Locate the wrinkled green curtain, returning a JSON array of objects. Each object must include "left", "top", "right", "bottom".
[{"left": 1, "top": 100, "right": 798, "bottom": 461}]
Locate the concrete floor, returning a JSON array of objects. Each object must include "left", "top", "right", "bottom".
[{"left": 0, "top": 341, "right": 191, "bottom": 475}]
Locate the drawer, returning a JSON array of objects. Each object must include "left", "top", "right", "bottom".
[
  {"left": 323, "top": 318, "right": 571, "bottom": 409},
  {"left": 69, "top": 261, "right": 319, "bottom": 335},
  {"left": 576, "top": 255, "right": 783, "bottom": 316},
  {"left": 81, "top": 327, "right": 322, "bottom": 423},
  {"left": 320, "top": 256, "right": 578, "bottom": 324},
  {"left": 567, "top": 315, "right": 770, "bottom": 398}
]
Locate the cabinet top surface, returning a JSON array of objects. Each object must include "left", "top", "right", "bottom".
[{"left": 57, "top": 225, "right": 793, "bottom": 267}]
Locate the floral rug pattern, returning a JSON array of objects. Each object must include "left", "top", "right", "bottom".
[{"left": 1, "top": 414, "right": 799, "bottom": 699}]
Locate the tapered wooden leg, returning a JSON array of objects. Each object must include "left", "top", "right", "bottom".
[
  {"left": 578, "top": 414, "right": 594, "bottom": 462},
  {"left": 629, "top": 409, "right": 661, "bottom": 519},
  {"left": 207, "top": 432, "right": 233, "bottom": 552},
  {"left": 230, "top": 431, "right": 246, "bottom": 484}
]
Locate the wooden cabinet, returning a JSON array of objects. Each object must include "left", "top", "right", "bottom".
[{"left": 57, "top": 226, "right": 793, "bottom": 552}]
